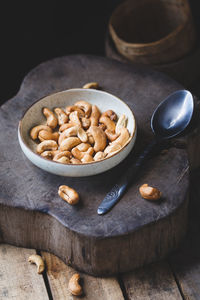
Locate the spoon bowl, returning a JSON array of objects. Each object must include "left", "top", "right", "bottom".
[{"left": 151, "top": 90, "right": 194, "bottom": 139}]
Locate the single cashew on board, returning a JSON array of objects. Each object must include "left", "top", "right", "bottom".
[
  {"left": 28, "top": 254, "right": 45, "bottom": 274},
  {"left": 82, "top": 81, "right": 99, "bottom": 89},
  {"left": 139, "top": 184, "right": 161, "bottom": 200},
  {"left": 68, "top": 273, "right": 83, "bottom": 296},
  {"left": 58, "top": 185, "right": 80, "bottom": 205}
]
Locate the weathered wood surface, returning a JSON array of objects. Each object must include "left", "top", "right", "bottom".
[
  {"left": 1, "top": 170, "right": 200, "bottom": 299},
  {"left": 0, "top": 245, "right": 48, "bottom": 300},
  {"left": 121, "top": 261, "right": 182, "bottom": 300},
  {"left": 42, "top": 251, "right": 124, "bottom": 300},
  {"left": 168, "top": 169, "right": 200, "bottom": 300},
  {"left": 0, "top": 55, "right": 198, "bottom": 276}
]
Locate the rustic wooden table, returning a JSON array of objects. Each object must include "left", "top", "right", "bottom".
[{"left": 1, "top": 169, "right": 200, "bottom": 300}]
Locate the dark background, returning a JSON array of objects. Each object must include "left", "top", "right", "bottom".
[{"left": 1, "top": 0, "right": 200, "bottom": 104}]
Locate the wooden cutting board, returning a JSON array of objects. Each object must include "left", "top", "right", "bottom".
[{"left": 0, "top": 55, "right": 199, "bottom": 276}]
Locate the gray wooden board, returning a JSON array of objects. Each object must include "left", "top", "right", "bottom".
[{"left": 0, "top": 55, "right": 193, "bottom": 276}]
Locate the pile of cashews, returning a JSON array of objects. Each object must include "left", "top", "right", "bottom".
[{"left": 30, "top": 100, "right": 131, "bottom": 164}]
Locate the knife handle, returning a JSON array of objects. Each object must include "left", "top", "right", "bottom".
[{"left": 97, "top": 140, "right": 157, "bottom": 215}]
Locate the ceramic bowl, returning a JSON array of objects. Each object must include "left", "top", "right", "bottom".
[{"left": 18, "top": 88, "right": 137, "bottom": 177}]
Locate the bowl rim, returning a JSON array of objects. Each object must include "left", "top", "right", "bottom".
[{"left": 18, "top": 88, "right": 137, "bottom": 167}]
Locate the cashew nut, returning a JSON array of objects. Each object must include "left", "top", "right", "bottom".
[
  {"left": 139, "top": 184, "right": 161, "bottom": 200},
  {"left": 87, "top": 131, "right": 95, "bottom": 145},
  {"left": 70, "top": 157, "right": 81, "bottom": 164},
  {"left": 72, "top": 146, "right": 93, "bottom": 160},
  {"left": 102, "top": 110, "right": 117, "bottom": 121},
  {"left": 105, "top": 129, "right": 119, "bottom": 142},
  {"left": 86, "top": 147, "right": 94, "bottom": 156},
  {"left": 58, "top": 126, "right": 87, "bottom": 145},
  {"left": 66, "top": 106, "right": 85, "bottom": 118},
  {"left": 81, "top": 117, "right": 90, "bottom": 129},
  {"left": 38, "top": 130, "right": 59, "bottom": 142},
  {"left": 116, "top": 114, "right": 127, "bottom": 134},
  {"left": 104, "top": 143, "right": 122, "bottom": 156},
  {"left": 82, "top": 82, "right": 99, "bottom": 89},
  {"left": 59, "top": 122, "right": 76, "bottom": 132},
  {"left": 58, "top": 126, "right": 79, "bottom": 145},
  {"left": 106, "top": 147, "right": 122, "bottom": 158},
  {"left": 28, "top": 254, "right": 45, "bottom": 274},
  {"left": 30, "top": 125, "right": 52, "bottom": 140},
  {"left": 76, "top": 143, "right": 91, "bottom": 152},
  {"left": 94, "top": 151, "right": 106, "bottom": 161},
  {"left": 68, "top": 273, "right": 82, "bottom": 296},
  {"left": 53, "top": 151, "right": 72, "bottom": 161},
  {"left": 58, "top": 185, "right": 79, "bottom": 205},
  {"left": 60, "top": 137, "right": 81, "bottom": 151},
  {"left": 43, "top": 108, "right": 58, "bottom": 129},
  {"left": 90, "top": 105, "right": 101, "bottom": 126},
  {"left": 88, "top": 126, "right": 107, "bottom": 152},
  {"left": 74, "top": 100, "right": 92, "bottom": 118},
  {"left": 111, "top": 127, "right": 130, "bottom": 147},
  {"left": 54, "top": 108, "right": 68, "bottom": 125},
  {"left": 69, "top": 111, "right": 82, "bottom": 127},
  {"left": 37, "top": 140, "right": 58, "bottom": 154},
  {"left": 99, "top": 115, "right": 116, "bottom": 132},
  {"left": 55, "top": 156, "right": 70, "bottom": 164},
  {"left": 77, "top": 127, "right": 88, "bottom": 143},
  {"left": 104, "top": 128, "right": 129, "bottom": 156},
  {"left": 99, "top": 123, "right": 106, "bottom": 131},
  {"left": 41, "top": 150, "right": 59, "bottom": 160},
  {"left": 71, "top": 148, "right": 85, "bottom": 160},
  {"left": 81, "top": 153, "right": 94, "bottom": 163}
]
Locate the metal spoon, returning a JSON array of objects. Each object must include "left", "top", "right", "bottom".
[{"left": 97, "top": 90, "right": 194, "bottom": 215}]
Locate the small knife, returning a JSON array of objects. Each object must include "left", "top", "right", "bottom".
[{"left": 97, "top": 140, "right": 157, "bottom": 215}]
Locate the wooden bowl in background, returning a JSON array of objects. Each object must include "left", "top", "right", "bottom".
[{"left": 109, "top": 0, "right": 196, "bottom": 65}]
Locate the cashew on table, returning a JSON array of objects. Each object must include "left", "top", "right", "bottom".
[
  {"left": 28, "top": 254, "right": 45, "bottom": 274},
  {"left": 30, "top": 92, "right": 131, "bottom": 164},
  {"left": 68, "top": 273, "right": 83, "bottom": 296}
]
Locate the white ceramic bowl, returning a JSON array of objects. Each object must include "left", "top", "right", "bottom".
[{"left": 18, "top": 88, "right": 137, "bottom": 177}]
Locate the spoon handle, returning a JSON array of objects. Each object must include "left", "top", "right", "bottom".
[{"left": 97, "top": 139, "right": 157, "bottom": 215}]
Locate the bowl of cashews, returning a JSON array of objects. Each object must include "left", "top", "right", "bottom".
[{"left": 18, "top": 88, "right": 137, "bottom": 177}]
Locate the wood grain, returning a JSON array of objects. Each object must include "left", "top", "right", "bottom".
[
  {"left": 168, "top": 169, "right": 200, "bottom": 300},
  {"left": 122, "top": 261, "right": 182, "bottom": 300},
  {"left": 0, "top": 244, "right": 48, "bottom": 300},
  {"left": 0, "top": 55, "right": 194, "bottom": 275},
  {"left": 170, "top": 257, "right": 200, "bottom": 300},
  {"left": 42, "top": 251, "right": 124, "bottom": 300}
]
